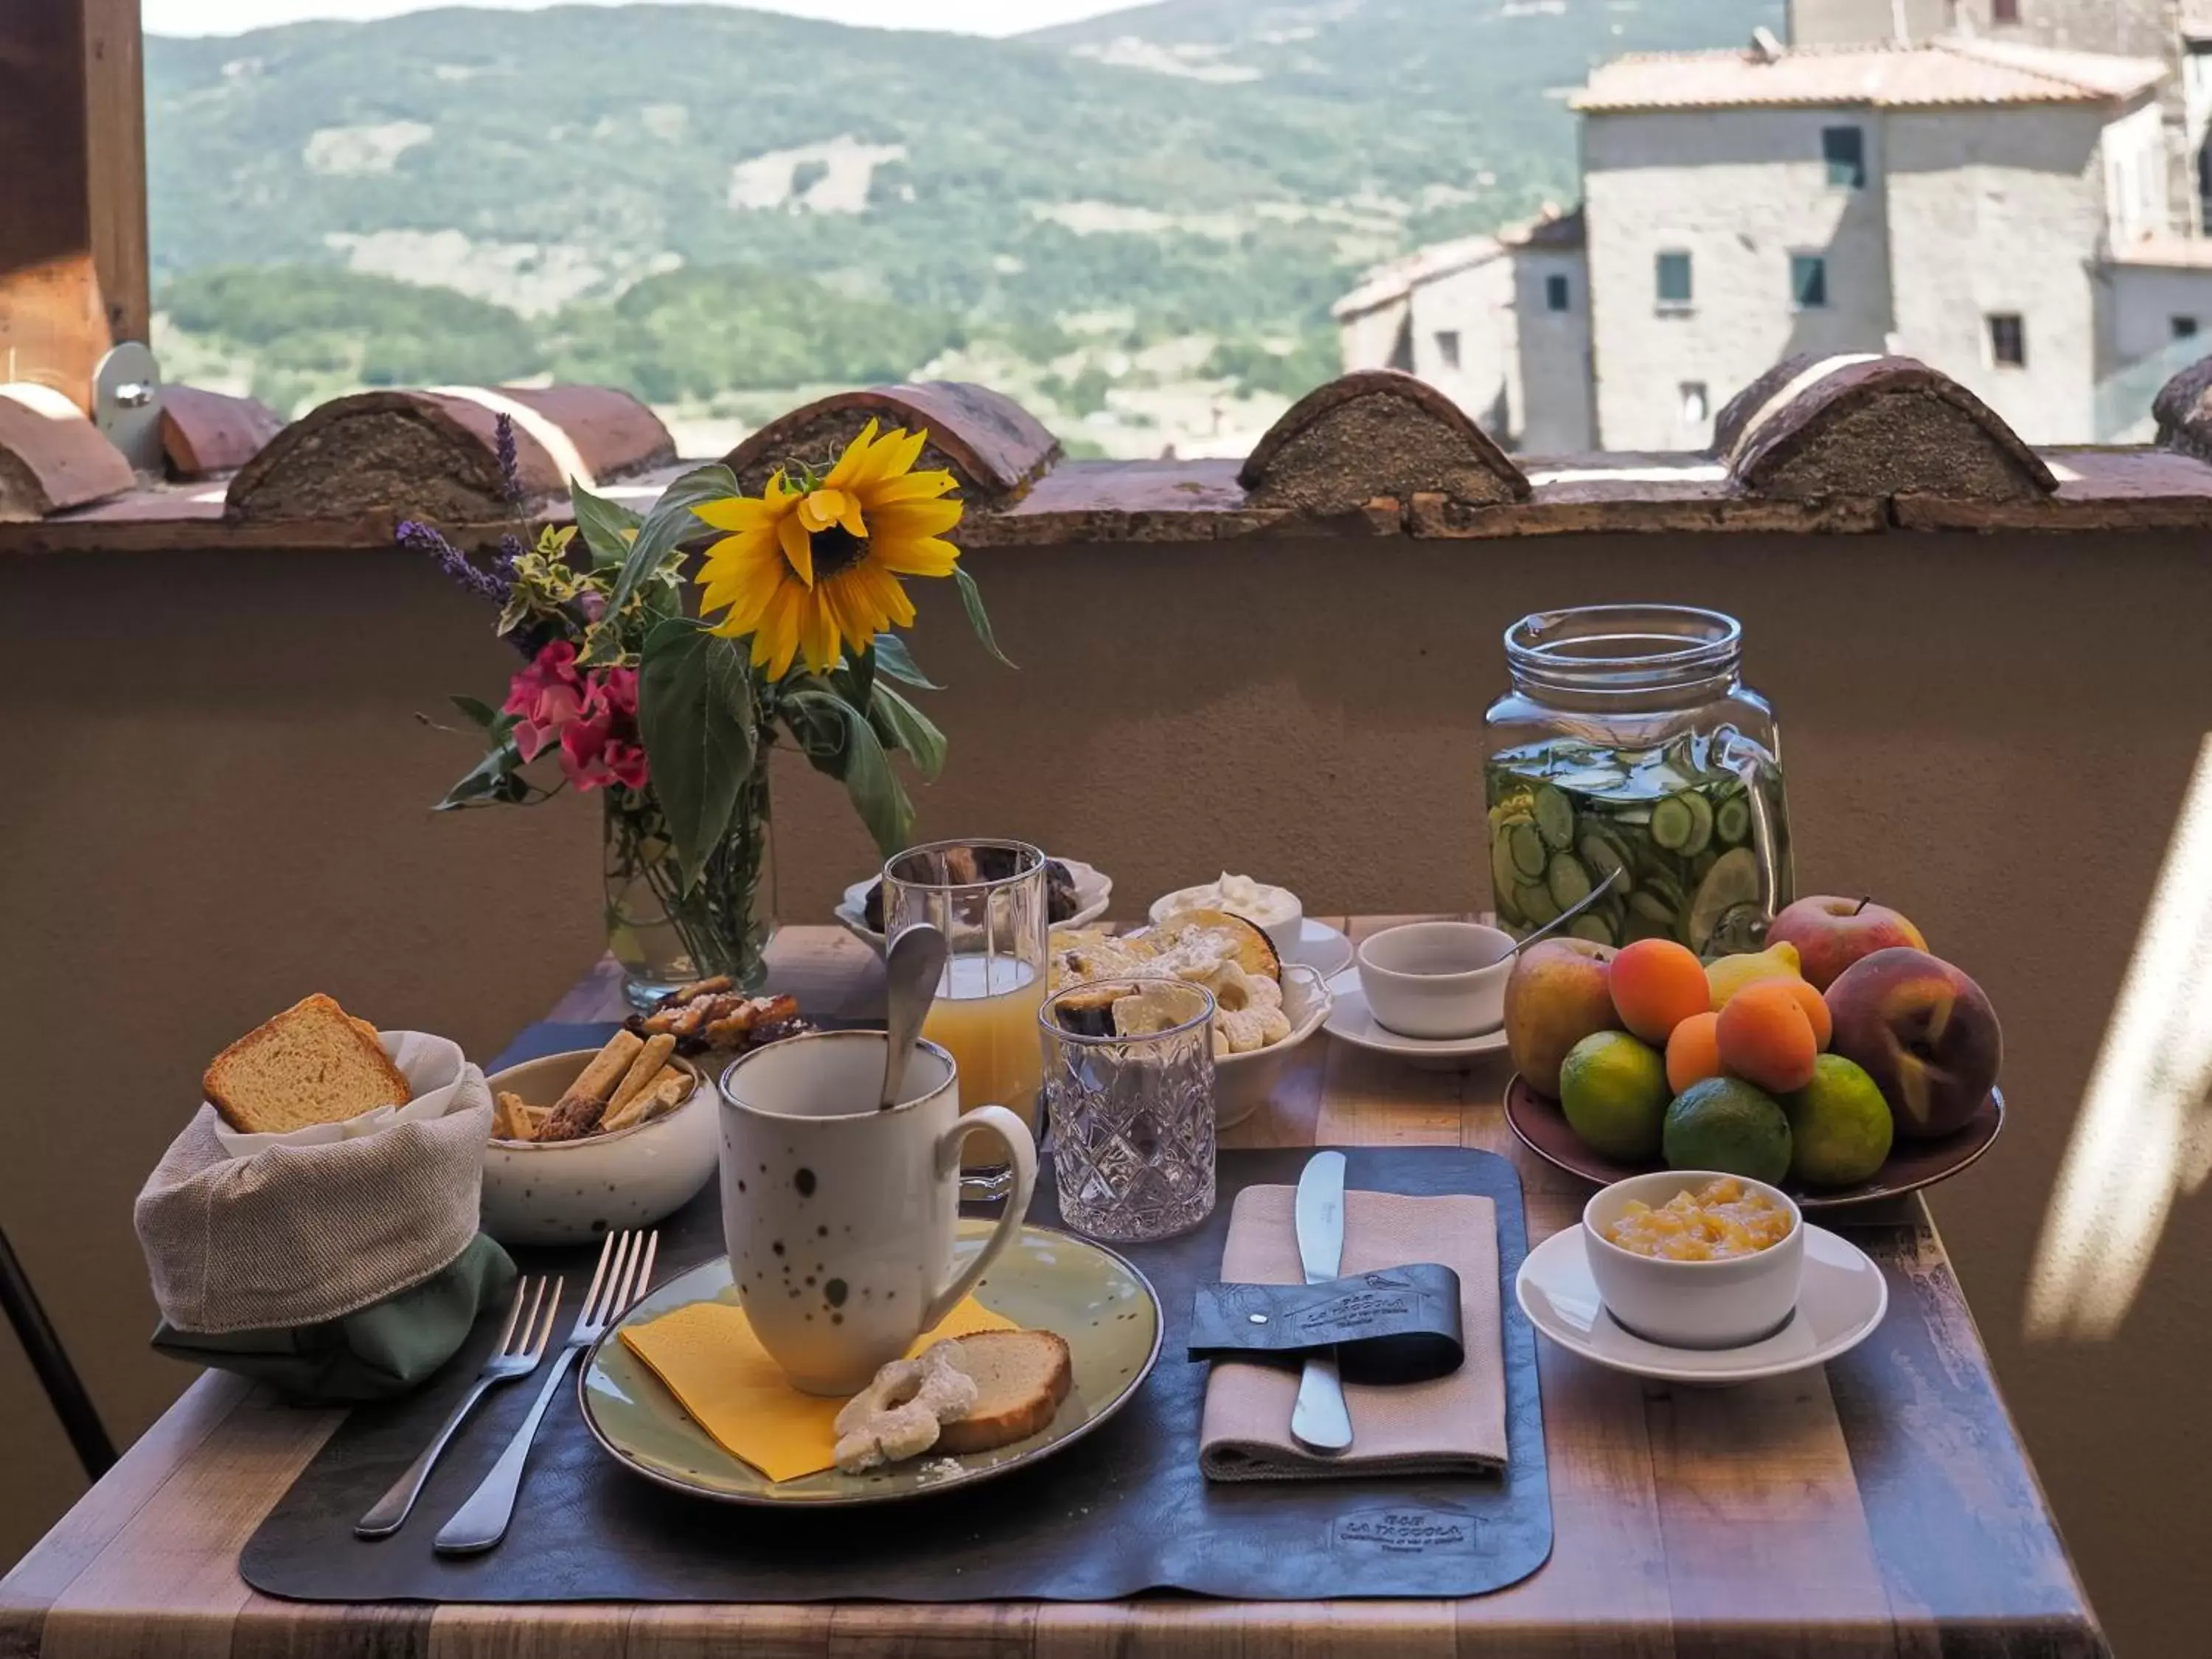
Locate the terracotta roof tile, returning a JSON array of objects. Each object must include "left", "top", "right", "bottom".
[{"left": 1573, "top": 36, "right": 2166, "bottom": 114}]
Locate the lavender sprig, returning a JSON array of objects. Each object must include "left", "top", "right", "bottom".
[
  {"left": 400, "top": 518, "right": 511, "bottom": 605},
  {"left": 493, "top": 412, "right": 524, "bottom": 509}
]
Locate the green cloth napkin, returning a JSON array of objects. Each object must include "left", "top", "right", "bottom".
[{"left": 151, "top": 1234, "right": 517, "bottom": 1402}]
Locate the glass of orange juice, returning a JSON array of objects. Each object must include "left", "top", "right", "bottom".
[{"left": 882, "top": 839, "right": 1049, "bottom": 1200}]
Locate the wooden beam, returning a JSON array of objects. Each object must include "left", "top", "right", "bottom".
[{"left": 0, "top": 0, "right": 150, "bottom": 412}]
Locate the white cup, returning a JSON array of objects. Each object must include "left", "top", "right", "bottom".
[
  {"left": 1354, "top": 920, "right": 1516, "bottom": 1039},
  {"left": 718, "top": 1030, "right": 1037, "bottom": 1395}
]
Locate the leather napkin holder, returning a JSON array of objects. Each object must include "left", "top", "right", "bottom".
[{"left": 1186, "top": 1263, "right": 1465, "bottom": 1385}]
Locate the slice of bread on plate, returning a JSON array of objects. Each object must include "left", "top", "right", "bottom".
[
  {"left": 203, "top": 993, "right": 412, "bottom": 1134},
  {"left": 936, "top": 1330, "right": 1073, "bottom": 1453}
]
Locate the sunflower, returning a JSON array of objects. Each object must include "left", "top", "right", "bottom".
[{"left": 692, "top": 420, "right": 964, "bottom": 679}]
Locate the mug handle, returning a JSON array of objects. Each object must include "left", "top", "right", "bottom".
[{"left": 920, "top": 1105, "right": 1038, "bottom": 1331}]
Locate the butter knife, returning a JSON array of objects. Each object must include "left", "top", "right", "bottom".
[{"left": 1290, "top": 1150, "right": 1354, "bottom": 1453}]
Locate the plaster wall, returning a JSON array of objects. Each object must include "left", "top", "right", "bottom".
[
  {"left": 1583, "top": 107, "right": 1894, "bottom": 448},
  {"left": 1887, "top": 104, "right": 2111, "bottom": 438}
]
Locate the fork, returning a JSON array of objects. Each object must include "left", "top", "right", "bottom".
[
  {"left": 355, "top": 1275, "right": 560, "bottom": 1539},
  {"left": 434, "top": 1229, "right": 658, "bottom": 1555}
]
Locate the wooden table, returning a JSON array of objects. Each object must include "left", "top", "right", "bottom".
[{"left": 1, "top": 922, "right": 2107, "bottom": 1657}]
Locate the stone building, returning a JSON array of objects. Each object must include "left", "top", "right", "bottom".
[
  {"left": 1329, "top": 209, "right": 1590, "bottom": 453},
  {"left": 1340, "top": 32, "right": 2212, "bottom": 448},
  {"left": 1790, "top": 0, "right": 2212, "bottom": 233}
]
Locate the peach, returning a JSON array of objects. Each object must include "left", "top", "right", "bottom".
[
  {"left": 1665, "top": 1010, "right": 1723, "bottom": 1094},
  {"left": 1504, "top": 936, "right": 1621, "bottom": 1099},
  {"left": 1715, "top": 979, "right": 1819, "bottom": 1093},
  {"left": 1826, "top": 947, "right": 2001, "bottom": 1139},
  {"left": 1767, "top": 895, "right": 1927, "bottom": 991},
  {"left": 1608, "top": 938, "right": 1711, "bottom": 1045}
]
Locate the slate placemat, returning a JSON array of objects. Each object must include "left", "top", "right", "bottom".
[{"left": 240, "top": 1097, "right": 1551, "bottom": 1601}]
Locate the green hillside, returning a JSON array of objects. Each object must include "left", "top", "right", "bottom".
[{"left": 145, "top": 0, "right": 1778, "bottom": 440}]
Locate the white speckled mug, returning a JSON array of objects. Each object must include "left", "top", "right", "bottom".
[{"left": 717, "top": 1029, "right": 1037, "bottom": 1395}]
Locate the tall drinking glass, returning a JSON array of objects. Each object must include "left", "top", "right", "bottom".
[
  {"left": 883, "top": 839, "right": 1049, "bottom": 1200},
  {"left": 1040, "top": 978, "right": 1217, "bottom": 1242}
]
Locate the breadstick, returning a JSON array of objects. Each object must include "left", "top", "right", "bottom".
[
  {"left": 493, "top": 1092, "right": 531, "bottom": 1141},
  {"left": 554, "top": 1031, "right": 641, "bottom": 1116},
  {"left": 607, "top": 1034, "right": 676, "bottom": 1116},
  {"left": 604, "top": 1063, "right": 694, "bottom": 1134},
  {"left": 521, "top": 1104, "right": 552, "bottom": 1138}
]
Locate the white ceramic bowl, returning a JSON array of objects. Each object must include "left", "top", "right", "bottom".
[
  {"left": 1581, "top": 1169, "right": 1806, "bottom": 1351},
  {"left": 1214, "top": 964, "right": 1332, "bottom": 1129},
  {"left": 835, "top": 858, "right": 1112, "bottom": 953},
  {"left": 1354, "top": 921, "right": 1514, "bottom": 1040},
  {"left": 480, "top": 1051, "right": 715, "bottom": 1247},
  {"left": 1149, "top": 881, "right": 1304, "bottom": 964}
]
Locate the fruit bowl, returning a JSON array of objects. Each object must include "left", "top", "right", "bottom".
[{"left": 1503, "top": 1073, "right": 2004, "bottom": 1211}]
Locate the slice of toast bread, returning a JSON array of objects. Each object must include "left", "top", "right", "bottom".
[
  {"left": 203, "top": 993, "right": 412, "bottom": 1134},
  {"left": 935, "top": 1329, "right": 1073, "bottom": 1454}
]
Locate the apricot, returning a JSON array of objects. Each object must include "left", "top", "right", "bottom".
[
  {"left": 1665, "top": 1010, "right": 1723, "bottom": 1093},
  {"left": 1781, "top": 978, "right": 1833, "bottom": 1050},
  {"left": 1716, "top": 979, "right": 1819, "bottom": 1093},
  {"left": 1610, "top": 939, "right": 1711, "bottom": 1045}
]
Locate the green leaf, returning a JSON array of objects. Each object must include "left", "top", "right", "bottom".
[
  {"left": 610, "top": 463, "right": 740, "bottom": 616},
  {"left": 869, "top": 633, "right": 942, "bottom": 689},
  {"left": 636, "top": 617, "right": 758, "bottom": 889},
  {"left": 784, "top": 687, "right": 914, "bottom": 855},
  {"left": 869, "top": 683, "right": 948, "bottom": 782},
  {"left": 436, "top": 737, "right": 527, "bottom": 810},
  {"left": 833, "top": 644, "right": 876, "bottom": 716},
  {"left": 571, "top": 484, "right": 644, "bottom": 571},
  {"left": 953, "top": 566, "right": 1015, "bottom": 669},
  {"left": 450, "top": 694, "right": 501, "bottom": 728}
]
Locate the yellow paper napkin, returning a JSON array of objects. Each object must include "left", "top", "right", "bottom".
[{"left": 620, "top": 1295, "right": 1015, "bottom": 1482}]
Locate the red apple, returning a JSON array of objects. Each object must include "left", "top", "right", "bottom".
[
  {"left": 1825, "top": 947, "right": 2001, "bottom": 1139},
  {"left": 1767, "top": 895, "right": 1928, "bottom": 991}
]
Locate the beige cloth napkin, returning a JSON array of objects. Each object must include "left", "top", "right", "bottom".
[
  {"left": 1199, "top": 1184, "right": 1506, "bottom": 1481},
  {"left": 135, "top": 1032, "right": 492, "bottom": 1334}
]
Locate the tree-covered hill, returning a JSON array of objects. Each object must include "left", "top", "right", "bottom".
[{"left": 145, "top": 0, "right": 1778, "bottom": 443}]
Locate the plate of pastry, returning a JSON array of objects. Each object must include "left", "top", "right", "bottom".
[
  {"left": 580, "top": 1220, "right": 1162, "bottom": 1506},
  {"left": 835, "top": 854, "right": 1111, "bottom": 952}
]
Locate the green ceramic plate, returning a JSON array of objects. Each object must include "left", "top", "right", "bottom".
[{"left": 579, "top": 1220, "right": 1163, "bottom": 1506}]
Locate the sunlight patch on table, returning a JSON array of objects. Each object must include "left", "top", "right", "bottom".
[{"left": 2027, "top": 734, "right": 2212, "bottom": 1340}]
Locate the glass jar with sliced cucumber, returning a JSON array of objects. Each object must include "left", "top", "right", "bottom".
[{"left": 1483, "top": 605, "right": 1794, "bottom": 956}]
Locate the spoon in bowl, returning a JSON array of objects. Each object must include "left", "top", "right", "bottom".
[
  {"left": 1501, "top": 866, "right": 1622, "bottom": 961},
  {"left": 880, "top": 922, "right": 948, "bottom": 1109}
]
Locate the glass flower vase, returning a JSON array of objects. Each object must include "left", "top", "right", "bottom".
[{"left": 602, "top": 771, "right": 775, "bottom": 1010}]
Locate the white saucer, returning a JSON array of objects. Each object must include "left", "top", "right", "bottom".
[
  {"left": 1290, "top": 918, "right": 1354, "bottom": 978},
  {"left": 1321, "top": 967, "right": 1511, "bottom": 1065},
  {"left": 1514, "top": 1224, "right": 1888, "bottom": 1385}
]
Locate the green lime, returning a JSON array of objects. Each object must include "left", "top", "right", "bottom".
[
  {"left": 1782, "top": 1055, "right": 1894, "bottom": 1187},
  {"left": 1663, "top": 1077, "right": 1792, "bottom": 1185},
  {"left": 1559, "top": 1032, "right": 1670, "bottom": 1161}
]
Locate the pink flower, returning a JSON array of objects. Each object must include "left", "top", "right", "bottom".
[
  {"left": 502, "top": 641, "right": 587, "bottom": 762},
  {"left": 557, "top": 667, "right": 650, "bottom": 793}
]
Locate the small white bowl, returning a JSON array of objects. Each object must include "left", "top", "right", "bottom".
[
  {"left": 1581, "top": 1170, "right": 1806, "bottom": 1351},
  {"left": 1149, "top": 880, "right": 1304, "bottom": 965},
  {"left": 1354, "top": 921, "right": 1514, "bottom": 1040},
  {"left": 479, "top": 1051, "right": 715, "bottom": 1247},
  {"left": 1214, "top": 964, "right": 1332, "bottom": 1128}
]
